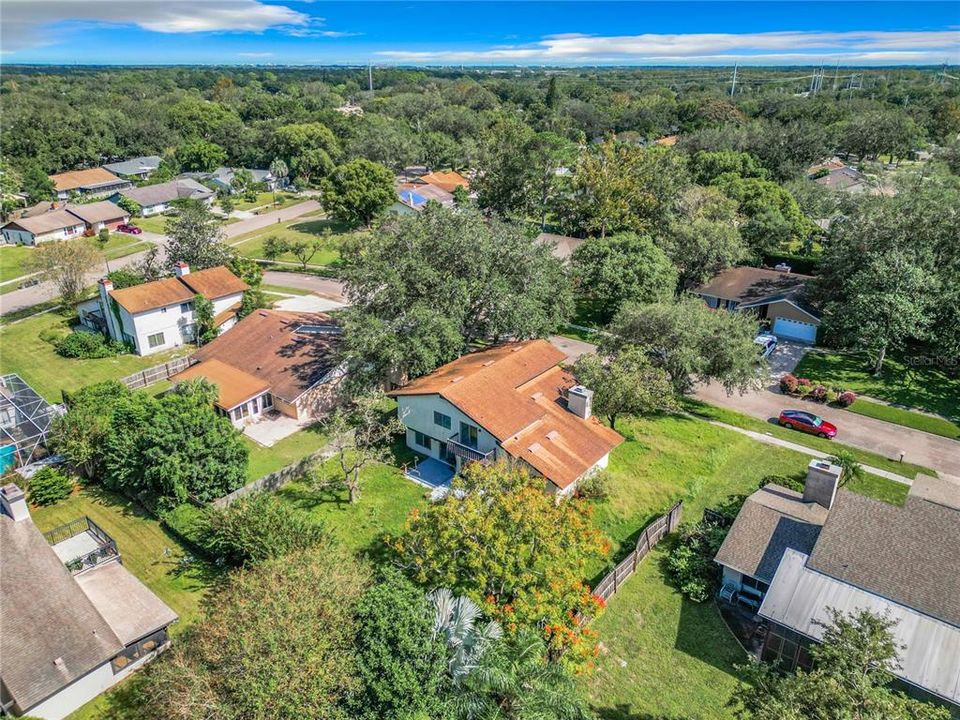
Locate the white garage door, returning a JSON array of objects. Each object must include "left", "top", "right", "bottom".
[{"left": 772, "top": 317, "right": 818, "bottom": 344}]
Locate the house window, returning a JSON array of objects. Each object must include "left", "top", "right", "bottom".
[
  {"left": 414, "top": 431, "right": 432, "bottom": 450},
  {"left": 433, "top": 411, "right": 452, "bottom": 430},
  {"left": 459, "top": 422, "right": 479, "bottom": 448},
  {"left": 147, "top": 332, "right": 165, "bottom": 348},
  {"left": 262, "top": 394, "right": 273, "bottom": 409},
  {"left": 180, "top": 302, "right": 193, "bottom": 313},
  {"left": 740, "top": 576, "right": 769, "bottom": 596}
]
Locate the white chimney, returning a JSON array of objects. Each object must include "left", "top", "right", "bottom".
[
  {"left": 803, "top": 459, "right": 842, "bottom": 509},
  {"left": 567, "top": 386, "right": 593, "bottom": 420},
  {"left": 174, "top": 261, "right": 190, "bottom": 277},
  {"left": 1, "top": 483, "right": 30, "bottom": 522}
]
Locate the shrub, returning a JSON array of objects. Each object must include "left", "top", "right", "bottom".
[
  {"left": 837, "top": 390, "right": 857, "bottom": 408},
  {"left": 797, "top": 377, "right": 812, "bottom": 388},
  {"left": 575, "top": 470, "right": 610, "bottom": 500},
  {"left": 55, "top": 331, "right": 128, "bottom": 359},
  {"left": 779, "top": 373, "right": 799, "bottom": 394},
  {"left": 28, "top": 467, "right": 73, "bottom": 506},
  {"left": 666, "top": 519, "right": 730, "bottom": 602},
  {"left": 810, "top": 384, "right": 828, "bottom": 402},
  {"left": 161, "top": 502, "right": 209, "bottom": 547},
  {"left": 760, "top": 473, "right": 805, "bottom": 493}
]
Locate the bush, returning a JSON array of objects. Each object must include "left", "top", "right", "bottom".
[
  {"left": 666, "top": 519, "right": 730, "bottom": 602},
  {"left": 54, "top": 331, "right": 128, "bottom": 359},
  {"left": 161, "top": 502, "right": 209, "bottom": 547},
  {"left": 760, "top": 473, "right": 805, "bottom": 493},
  {"left": 837, "top": 390, "right": 857, "bottom": 407},
  {"left": 779, "top": 373, "right": 799, "bottom": 394},
  {"left": 810, "top": 384, "right": 828, "bottom": 402},
  {"left": 574, "top": 470, "right": 610, "bottom": 500},
  {"left": 28, "top": 467, "right": 73, "bottom": 506}
]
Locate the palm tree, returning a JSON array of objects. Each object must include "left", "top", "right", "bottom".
[
  {"left": 268, "top": 158, "right": 289, "bottom": 207},
  {"left": 429, "top": 588, "right": 502, "bottom": 682},
  {"left": 828, "top": 449, "right": 866, "bottom": 487}
]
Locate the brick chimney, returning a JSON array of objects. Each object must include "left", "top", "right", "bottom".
[
  {"left": 566, "top": 385, "right": 593, "bottom": 420},
  {"left": 0, "top": 483, "right": 30, "bottom": 522},
  {"left": 173, "top": 261, "right": 190, "bottom": 277},
  {"left": 803, "top": 459, "right": 842, "bottom": 509}
]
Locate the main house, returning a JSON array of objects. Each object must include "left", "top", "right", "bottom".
[
  {"left": 171, "top": 309, "right": 346, "bottom": 427},
  {"left": 48, "top": 169, "right": 131, "bottom": 201},
  {"left": 111, "top": 179, "right": 213, "bottom": 217},
  {"left": 715, "top": 462, "right": 960, "bottom": 709},
  {"left": 78, "top": 262, "right": 247, "bottom": 356},
  {"left": 0, "top": 483, "right": 177, "bottom": 720},
  {"left": 390, "top": 340, "right": 623, "bottom": 495},
  {"left": 1, "top": 202, "right": 130, "bottom": 245},
  {"left": 691, "top": 266, "right": 822, "bottom": 344}
]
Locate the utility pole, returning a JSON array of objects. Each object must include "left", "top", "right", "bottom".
[
  {"left": 368, "top": 62, "right": 373, "bottom": 95},
  {"left": 832, "top": 61, "right": 840, "bottom": 91},
  {"left": 729, "top": 63, "right": 738, "bottom": 97}
]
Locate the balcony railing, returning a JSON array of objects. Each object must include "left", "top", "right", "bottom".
[
  {"left": 43, "top": 515, "right": 119, "bottom": 574},
  {"left": 448, "top": 433, "right": 494, "bottom": 464}
]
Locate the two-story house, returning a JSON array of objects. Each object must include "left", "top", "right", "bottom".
[
  {"left": 389, "top": 340, "right": 623, "bottom": 495},
  {"left": 0, "top": 483, "right": 177, "bottom": 720},
  {"left": 78, "top": 262, "right": 247, "bottom": 356}
]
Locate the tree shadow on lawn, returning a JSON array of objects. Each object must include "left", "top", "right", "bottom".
[{"left": 596, "top": 706, "right": 709, "bottom": 720}]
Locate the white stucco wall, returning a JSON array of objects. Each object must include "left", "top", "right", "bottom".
[
  {"left": 140, "top": 201, "right": 170, "bottom": 217},
  {"left": 2, "top": 223, "right": 85, "bottom": 246},
  {"left": 396, "top": 395, "right": 499, "bottom": 461}
]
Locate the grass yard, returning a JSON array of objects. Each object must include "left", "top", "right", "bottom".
[
  {"left": 231, "top": 217, "right": 360, "bottom": 269},
  {"left": 231, "top": 190, "right": 299, "bottom": 212},
  {"left": 131, "top": 215, "right": 169, "bottom": 234},
  {"left": 243, "top": 423, "right": 330, "bottom": 480},
  {"left": 845, "top": 397, "right": 960, "bottom": 441},
  {"left": 261, "top": 282, "right": 312, "bottom": 296},
  {"left": 794, "top": 350, "right": 960, "bottom": 423},
  {"left": 31, "top": 486, "right": 217, "bottom": 631},
  {"left": 683, "top": 400, "right": 936, "bottom": 478},
  {"left": 0, "top": 311, "right": 192, "bottom": 401}
]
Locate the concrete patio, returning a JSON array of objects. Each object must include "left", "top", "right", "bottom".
[{"left": 242, "top": 412, "right": 305, "bottom": 447}]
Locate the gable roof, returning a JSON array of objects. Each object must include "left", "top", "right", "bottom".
[
  {"left": 64, "top": 201, "right": 129, "bottom": 225},
  {"left": 0, "top": 514, "right": 124, "bottom": 712},
  {"left": 103, "top": 156, "right": 162, "bottom": 177},
  {"left": 2, "top": 208, "right": 85, "bottom": 236},
  {"left": 693, "top": 266, "right": 815, "bottom": 307},
  {"left": 390, "top": 341, "right": 623, "bottom": 489},
  {"left": 189, "top": 310, "right": 342, "bottom": 403},
  {"left": 121, "top": 179, "right": 212, "bottom": 207},
  {"left": 807, "top": 478, "right": 960, "bottom": 628},
  {"left": 171, "top": 358, "right": 271, "bottom": 411},
  {"left": 109, "top": 266, "right": 247, "bottom": 314},
  {"left": 416, "top": 170, "right": 469, "bottom": 193},
  {"left": 714, "top": 483, "right": 828, "bottom": 583},
  {"left": 397, "top": 182, "right": 454, "bottom": 209},
  {"left": 49, "top": 168, "right": 125, "bottom": 193}
]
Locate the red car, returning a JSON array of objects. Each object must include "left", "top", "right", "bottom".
[
  {"left": 778, "top": 409, "right": 837, "bottom": 439},
  {"left": 116, "top": 224, "right": 142, "bottom": 235}
]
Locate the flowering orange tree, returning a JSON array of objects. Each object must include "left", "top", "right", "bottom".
[{"left": 390, "top": 461, "right": 610, "bottom": 670}]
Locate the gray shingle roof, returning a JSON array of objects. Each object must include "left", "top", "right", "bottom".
[
  {"left": 714, "top": 484, "right": 828, "bottom": 583},
  {"left": 692, "top": 266, "right": 813, "bottom": 305},
  {"left": 0, "top": 515, "right": 124, "bottom": 712},
  {"left": 808, "top": 479, "right": 960, "bottom": 627},
  {"left": 103, "top": 156, "right": 162, "bottom": 177},
  {"left": 121, "top": 179, "right": 212, "bottom": 207}
]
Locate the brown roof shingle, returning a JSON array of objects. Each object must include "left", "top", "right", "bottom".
[
  {"left": 692, "top": 266, "right": 813, "bottom": 305},
  {"left": 416, "top": 170, "right": 470, "bottom": 193},
  {"left": 181, "top": 266, "right": 249, "bottom": 300},
  {"left": 108, "top": 266, "right": 247, "bottom": 314},
  {"left": 49, "top": 168, "right": 124, "bottom": 193},
  {"left": 64, "top": 201, "right": 129, "bottom": 225},
  {"left": 172, "top": 358, "right": 271, "bottom": 410},
  {"left": 190, "top": 310, "right": 341, "bottom": 403}
]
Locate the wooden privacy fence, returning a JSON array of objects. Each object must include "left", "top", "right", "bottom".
[
  {"left": 593, "top": 500, "right": 683, "bottom": 602},
  {"left": 212, "top": 444, "right": 337, "bottom": 508},
  {"left": 121, "top": 357, "right": 193, "bottom": 390}
]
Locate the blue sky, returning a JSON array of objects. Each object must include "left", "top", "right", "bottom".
[{"left": 3, "top": 2, "right": 958, "bottom": 66}]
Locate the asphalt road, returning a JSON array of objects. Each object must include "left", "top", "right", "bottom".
[
  {"left": 262, "top": 271, "right": 347, "bottom": 301},
  {"left": 0, "top": 201, "right": 323, "bottom": 316}
]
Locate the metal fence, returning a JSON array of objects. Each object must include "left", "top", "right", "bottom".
[
  {"left": 120, "top": 357, "right": 194, "bottom": 390},
  {"left": 593, "top": 501, "right": 683, "bottom": 602}
]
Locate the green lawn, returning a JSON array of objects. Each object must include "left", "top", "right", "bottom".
[
  {"left": 0, "top": 311, "right": 192, "bottom": 402},
  {"left": 261, "top": 282, "right": 312, "bottom": 296},
  {"left": 243, "top": 423, "right": 330, "bottom": 480},
  {"left": 231, "top": 190, "right": 299, "bottom": 212},
  {"left": 845, "top": 397, "right": 960, "bottom": 441},
  {"left": 231, "top": 217, "right": 360, "bottom": 269},
  {"left": 794, "top": 350, "right": 960, "bottom": 422},
  {"left": 131, "top": 215, "right": 169, "bottom": 234},
  {"left": 683, "top": 399, "right": 935, "bottom": 478}
]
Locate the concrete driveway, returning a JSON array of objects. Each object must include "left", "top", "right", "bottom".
[
  {"left": 549, "top": 334, "right": 598, "bottom": 364},
  {"left": 262, "top": 272, "right": 346, "bottom": 302},
  {"left": 768, "top": 341, "right": 810, "bottom": 378},
  {"left": 695, "top": 381, "right": 960, "bottom": 479}
]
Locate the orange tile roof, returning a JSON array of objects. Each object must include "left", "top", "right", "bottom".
[
  {"left": 49, "top": 168, "right": 124, "bottom": 192},
  {"left": 108, "top": 266, "right": 247, "bottom": 314},
  {"left": 391, "top": 340, "right": 623, "bottom": 489},
  {"left": 171, "top": 358, "right": 270, "bottom": 411},
  {"left": 417, "top": 170, "right": 469, "bottom": 193},
  {"left": 654, "top": 134, "right": 678, "bottom": 147}
]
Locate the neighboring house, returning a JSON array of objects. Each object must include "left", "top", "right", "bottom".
[
  {"left": 813, "top": 165, "right": 870, "bottom": 193},
  {"left": 205, "top": 167, "right": 287, "bottom": 194},
  {"left": 171, "top": 310, "right": 346, "bottom": 426},
  {"left": 389, "top": 340, "right": 624, "bottom": 495},
  {"left": 0, "top": 483, "right": 177, "bottom": 720},
  {"left": 691, "top": 266, "right": 821, "bottom": 344},
  {"left": 59, "top": 201, "right": 130, "bottom": 235},
  {"left": 392, "top": 182, "right": 456, "bottom": 213},
  {"left": 535, "top": 232, "right": 584, "bottom": 263},
  {"left": 412, "top": 170, "right": 470, "bottom": 194},
  {"left": 1, "top": 202, "right": 129, "bottom": 245},
  {"left": 654, "top": 134, "right": 679, "bottom": 147},
  {"left": 103, "top": 156, "right": 162, "bottom": 180},
  {"left": 78, "top": 262, "right": 247, "bottom": 356},
  {"left": 48, "top": 168, "right": 131, "bottom": 201},
  {"left": 112, "top": 179, "right": 213, "bottom": 217},
  {"left": 716, "top": 464, "right": 960, "bottom": 709}
]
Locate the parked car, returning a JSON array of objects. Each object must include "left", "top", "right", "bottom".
[
  {"left": 778, "top": 409, "right": 837, "bottom": 439},
  {"left": 116, "top": 224, "right": 142, "bottom": 235},
  {"left": 754, "top": 333, "right": 778, "bottom": 359}
]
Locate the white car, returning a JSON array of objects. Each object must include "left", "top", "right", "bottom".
[{"left": 754, "top": 333, "right": 778, "bottom": 359}]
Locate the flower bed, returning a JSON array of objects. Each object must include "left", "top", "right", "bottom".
[{"left": 779, "top": 374, "right": 857, "bottom": 407}]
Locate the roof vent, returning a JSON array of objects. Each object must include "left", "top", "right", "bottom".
[
  {"left": 450, "top": 375, "right": 464, "bottom": 384},
  {"left": 528, "top": 442, "right": 542, "bottom": 453},
  {"left": 511, "top": 346, "right": 524, "bottom": 352},
  {"left": 546, "top": 430, "right": 560, "bottom": 441},
  {"left": 531, "top": 391, "right": 543, "bottom": 401},
  {"left": 483, "top": 360, "right": 496, "bottom": 367}
]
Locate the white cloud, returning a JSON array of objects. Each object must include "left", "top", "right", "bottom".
[
  {"left": 376, "top": 30, "right": 960, "bottom": 65},
  {"left": 238, "top": 51, "right": 274, "bottom": 58},
  {"left": 2, "top": 0, "right": 310, "bottom": 51}
]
